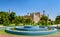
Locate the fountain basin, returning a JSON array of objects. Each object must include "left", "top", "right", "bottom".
[{"left": 5, "top": 26, "right": 57, "bottom": 36}]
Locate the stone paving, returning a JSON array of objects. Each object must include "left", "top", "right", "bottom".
[{"left": 0, "top": 34, "right": 60, "bottom": 37}]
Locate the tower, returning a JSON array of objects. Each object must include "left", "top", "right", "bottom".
[
  {"left": 43, "top": 10, "right": 45, "bottom": 16},
  {"left": 27, "top": 13, "right": 29, "bottom": 16},
  {"left": 9, "top": 9, "right": 10, "bottom": 13}
]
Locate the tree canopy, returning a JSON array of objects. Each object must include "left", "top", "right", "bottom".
[{"left": 0, "top": 11, "right": 59, "bottom": 26}]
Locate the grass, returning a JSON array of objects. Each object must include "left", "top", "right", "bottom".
[
  {"left": 44, "top": 29, "right": 60, "bottom": 36},
  {"left": 53, "top": 29, "right": 60, "bottom": 35},
  {"left": 0, "top": 29, "right": 7, "bottom": 34}
]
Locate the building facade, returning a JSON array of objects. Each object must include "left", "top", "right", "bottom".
[
  {"left": 24, "top": 12, "right": 42, "bottom": 23},
  {"left": 30, "top": 12, "right": 42, "bottom": 23}
]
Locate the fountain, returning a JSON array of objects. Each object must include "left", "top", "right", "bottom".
[{"left": 5, "top": 26, "right": 57, "bottom": 36}]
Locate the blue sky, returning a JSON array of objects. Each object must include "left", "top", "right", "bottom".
[{"left": 0, "top": 0, "right": 60, "bottom": 20}]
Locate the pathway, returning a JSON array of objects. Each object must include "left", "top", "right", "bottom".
[{"left": 0, "top": 34, "right": 60, "bottom": 37}]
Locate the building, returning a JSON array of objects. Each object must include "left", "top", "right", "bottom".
[
  {"left": 30, "top": 12, "right": 42, "bottom": 23},
  {"left": 24, "top": 12, "right": 42, "bottom": 23}
]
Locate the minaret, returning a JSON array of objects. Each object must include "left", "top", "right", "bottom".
[
  {"left": 43, "top": 10, "right": 45, "bottom": 16},
  {"left": 27, "top": 13, "right": 29, "bottom": 16},
  {"left": 9, "top": 9, "right": 10, "bottom": 13}
]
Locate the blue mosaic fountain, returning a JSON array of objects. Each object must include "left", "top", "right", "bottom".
[{"left": 5, "top": 26, "right": 57, "bottom": 36}]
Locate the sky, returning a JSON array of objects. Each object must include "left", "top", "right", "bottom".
[{"left": 0, "top": 0, "right": 60, "bottom": 20}]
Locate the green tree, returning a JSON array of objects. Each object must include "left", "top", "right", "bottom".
[
  {"left": 38, "top": 15, "right": 48, "bottom": 26},
  {"left": 55, "top": 15, "right": 60, "bottom": 24},
  {"left": 9, "top": 11, "right": 16, "bottom": 24},
  {"left": 15, "top": 16, "right": 25, "bottom": 26},
  {"left": 3, "top": 16, "right": 9, "bottom": 26},
  {"left": 55, "top": 15, "right": 60, "bottom": 28},
  {"left": 15, "top": 16, "right": 20, "bottom": 26},
  {"left": 24, "top": 17, "right": 33, "bottom": 25},
  {"left": 0, "top": 11, "right": 10, "bottom": 26}
]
